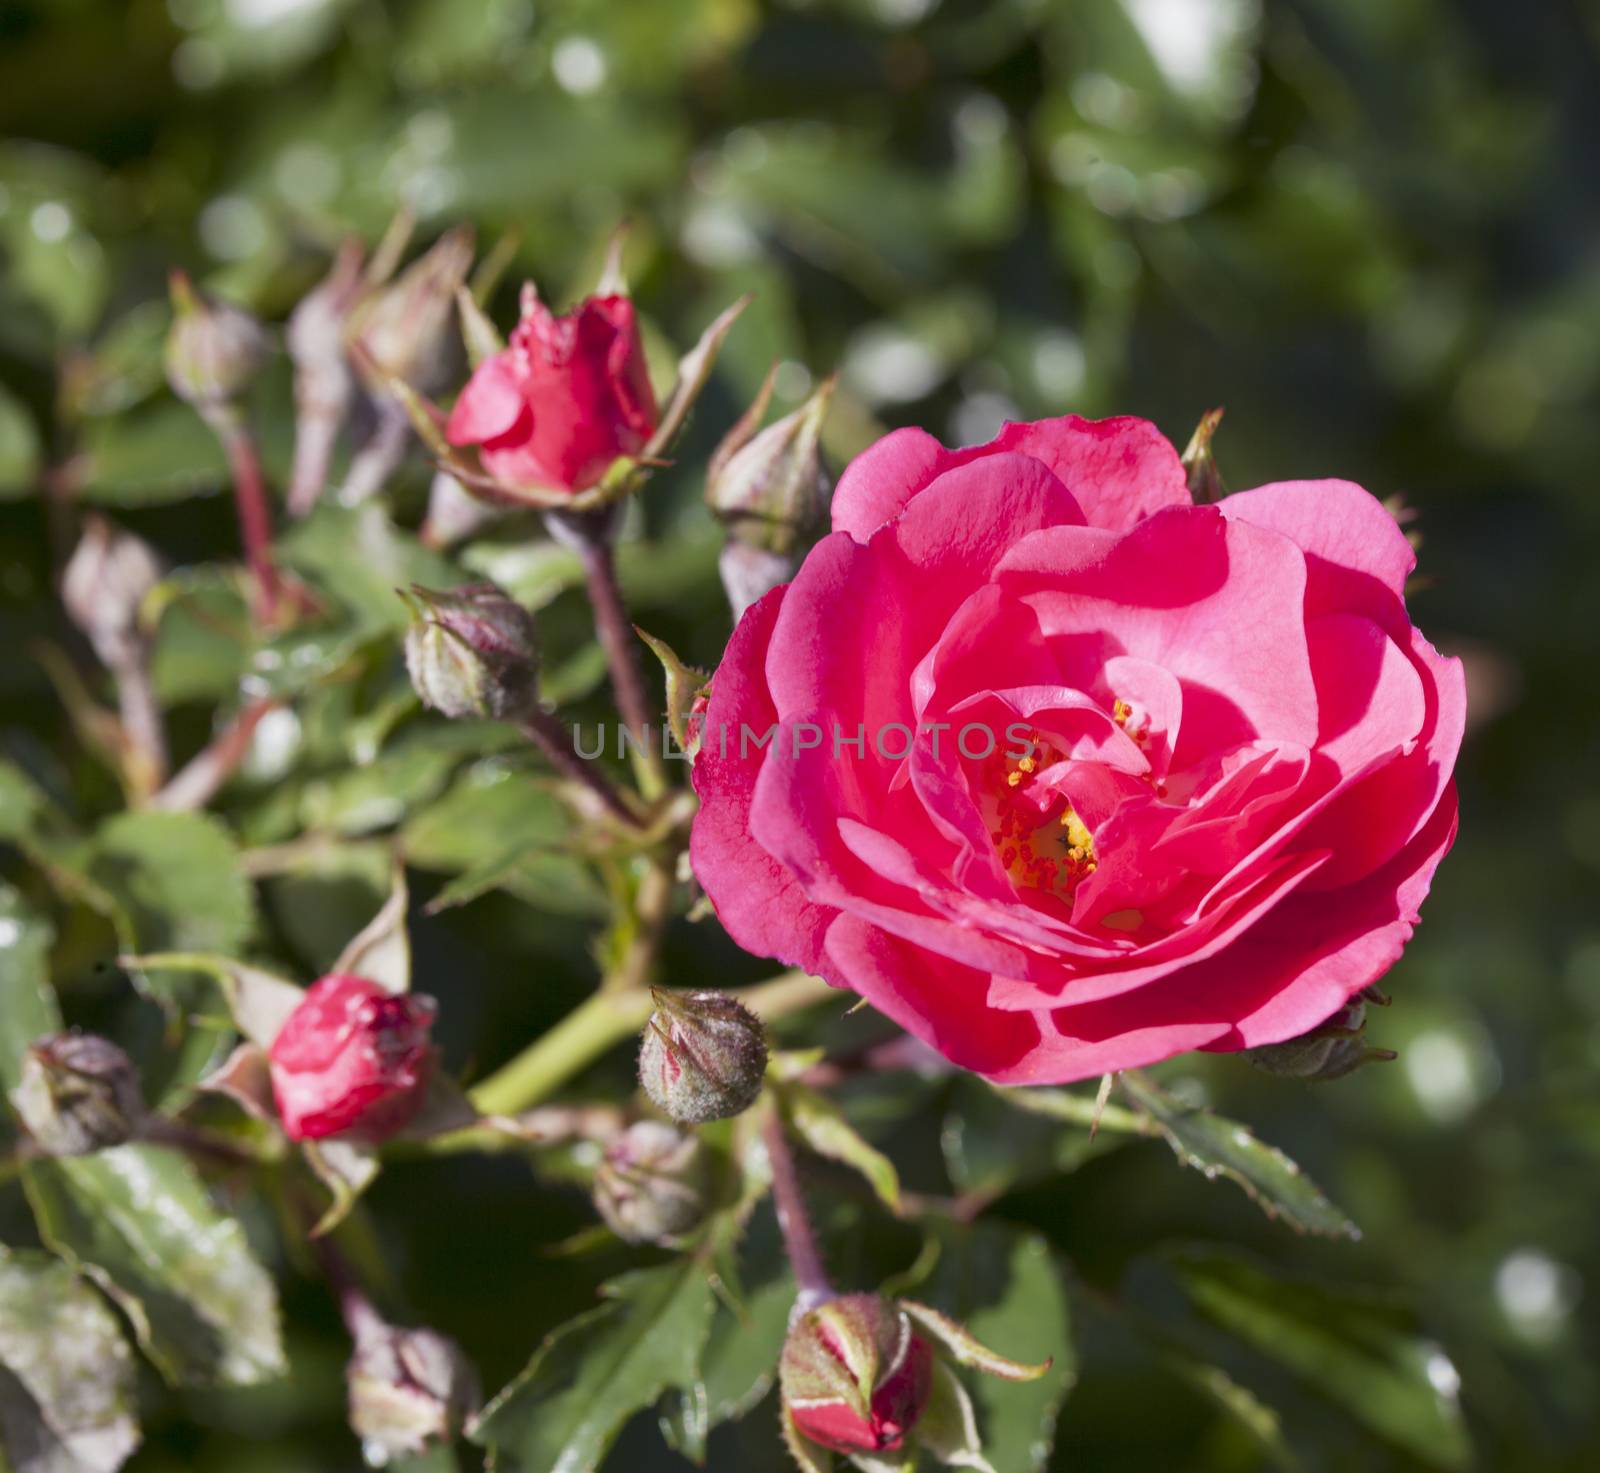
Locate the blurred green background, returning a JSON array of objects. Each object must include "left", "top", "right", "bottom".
[{"left": 2, "top": 0, "right": 1597, "bottom": 1470}]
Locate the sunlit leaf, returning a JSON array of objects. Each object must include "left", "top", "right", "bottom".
[
  {"left": 0, "top": 884, "right": 59, "bottom": 1107},
  {"left": 23, "top": 1145, "right": 286, "bottom": 1387},
  {"left": 0, "top": 1246, "right": 141, "bottom": 1473},
  {"left": 779, "top": 1080, "right": 901, "bottom": 1215},
  {"left": 1120, "top": 1072, "right": 1359, "bottom": 1240}
]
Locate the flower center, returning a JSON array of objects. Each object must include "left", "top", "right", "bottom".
[{"left": 985, "top": 732, "right": 1097, "bottom": 898}]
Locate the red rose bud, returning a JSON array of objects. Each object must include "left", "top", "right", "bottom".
[
  {"left": 1248, "top": 996, "right": 1396, "bottom": 1082},
  {"left": 9, "top": 1031, "right": 146, "bottom": 1157},
  {"left": 638, "top": 988, "right": 767, "bottom": 1125},
  {"left": 709, "top": 376, "right": 834, "bottom": 619},
  {"left": 165, "top": 270, "right": 269, "bottom": 410},
  {"left": 402, "top": 581, "right": 540, "bottom": 722},
  {"left": 445, "top": 285, "right": 658, "bottom": 495},
  {"left": 61, "top": 514, "right": 163, "bottom": 671},
  {"left": 268, "top": 974, "right": 436, "bottom": 1143},
  {"left": 780, "top": 1294, "right": 935, "bottom": 1455},
  {"left": 347, "top": 1317, "right": 480, "bottom": 1464},
  {"left": 348, "top": 227, "right": 474, "bottom": 394},
  {"left": 591, "top": 1120, "right": 712, "bottom": 1245}
]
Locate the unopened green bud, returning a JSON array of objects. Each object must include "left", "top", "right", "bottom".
[
  {"left": 1248, "top": 998, "right": 1395, "bottom": 1082},
  {"left": 348, "top": 1318, "right": 480, "bottom": 1464},
  {"left": 10, "top": 1031, "right": 145, "bottom": 1157},
  {"left": 639, "top": 989, "right": 767, "bottom": 1125},
  {"left": 401, "top": 582, "right": 540, "bottom": 722},
  {"left": 348, "top": 227, "right": 475, "bottom": 393},
  {"left": 164, "top": 270, "right": 269, "bottom": 410},
  {"left": 708, "top": 377, "right": 834, "bottom": 548},
  {"left": 61, "top": 514, "right": 163, "bottom": 670},
  {"left": 591, "top": 1120, "right": 712, "bottom": 1245}
]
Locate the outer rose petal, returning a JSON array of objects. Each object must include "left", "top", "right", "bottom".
[
  {"left": 831, "top": 427, "right": 952, "bottom": 541},
  {"left": 446, "top": 354, "right": 525, "bottom": 445},
  {"left": 829, "top": 415, "right": 1187, "bottom": 543},
  {"left": 689, "top": 590, "right": 838, "bottom": 979},
  {"left": 823, "top": 913, "right": 1043, "bottom": 1077},
  {"left": 985, "top": 416, "right": 1190, "bottom": 531},
  {"left": 1220, "top": 479, "right": 1415, "bottom": 623}
]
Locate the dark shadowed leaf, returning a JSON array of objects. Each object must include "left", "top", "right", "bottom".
[
  {"left": 1170, "top": 1248, "right": 1470, "bottom": 1470},
  {"left": 920, "top": 1223, "right": 1074, "bottom": 1473},
  {"left": 22, "top": 1145, "right": 286, "bottom": 1388},
  {"left": 469, "top": 1260, "right": 716, "bottom": 1473},
  {"left": 1121, "top": 1072, "right": 1359, "bottom": 1239},
  {"left": 941, "top": 1077, "right": 1133, "bottom": 1199},
  {"left": 0, "top": 1247, "right": 141, "bottom": 1473},
  {"left": 661, "top": 1264, "right": 795, "bottom": 1464}
]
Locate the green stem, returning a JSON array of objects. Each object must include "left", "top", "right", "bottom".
[{"left": 467, "top": 987, "right": 656, "bottom": 1119}]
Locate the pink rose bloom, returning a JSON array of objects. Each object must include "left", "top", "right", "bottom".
[
  {"left": 690, "top": 416, "right": 1464, "bottom": 1083},
  {"left": 269, "top": 974, "right": 437, "bottom": 1142},
  {"left": 445, "top": 289, "right": 657, "bottom": 494}
]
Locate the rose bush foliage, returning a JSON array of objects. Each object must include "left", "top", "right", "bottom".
[{"left": 692, "top": 416, "right": 1464, "bottom": 1083}]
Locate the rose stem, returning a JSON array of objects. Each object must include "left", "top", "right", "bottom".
[
  {"left": 114, "top": 654, "right": 169, "bottom": 796},
  {"left": 519, "top": 709, "right": 641, "bottom": 829},
  {"left": 574, "top": 532, "right": 666, "bottom": 799},
  {"left": 763, "top": 1108, "right": 834, "bottom": 1308},
  {"left": 205, "top": 407, "right": 282, "bottom": 626},
  {"left": 149, "top": 697, "right": 276, "bottom": 811}
]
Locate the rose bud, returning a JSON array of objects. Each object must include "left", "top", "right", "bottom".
[
  {"left": 780, "top": 1294, "right": 935, "bottom": 1455},
  {"left": 61, "top": 514, "right": 163, "bottom": 671},
  {"left": 445, "top": 284, "right": 658, "bottom": 495},
  {"left": 164, "top": 270, "right": 269, "bottom": 411},
  {"left": 401, "top": 581, "right": 540, "bottom": 722},
  {"left": 638, "top": 989, "right": 767, "bottom": 1125},
  {"left": 347, "top": 1317, "right": 480, "bottom": 1463},
  {"left": 10, "top": 1031, "right": 146, "bottom": 1157},
  {"left": 591, "top": 1119, "right": 711, "bottom": 1245},
  {"left": 347, "top": 227, "right": 475, "bottom": 394},
  {"left": 1248, "top": 996, "right": 1396, "bottom": 1082},
  {"left": 708, "top": 375, "right": 834, "bottom": 620},
  {"left": 267, "top": 974, "right": 437, "bottom": 1143}
]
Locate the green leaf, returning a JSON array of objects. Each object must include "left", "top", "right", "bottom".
[
  {"left": 780, "top": 1081, "right": 901, "bottom": 1215},
  {"left": 1170, "top": 1249, "right": 1470, "bottom": 1471},
  {"left": 77, "top": 401, "right": 228, "bottom": 506},
  {"left": 74, "top": 811, "right": 255, "bottom": 962},
  {"left": 22, "top": 1144, "right": 286, "bottom": 1387},
  {"left": 0, "top": 1247, "right": 140, "bottom": 1473},
  {"left": 278, "top": 502, "right": 461, "bottom": 636},
  {"left": 941, "top": 1077, "right": 1132, "bottom": 1200},
  {"left": 915, "top": 1361, "right": 994, "bottom": 1473},
  {"left": 470, "top": 1260, "right": 716, "bottom": 1473},
  {"left": 0, "top": 884, "right": 60, "bottom": 1103},
  {"left": 919, "top": 1224, "right": 1074, "bottom": 1473},
  {"left": 1156, "top": 1340, "right": 1303, "bottom": 1473},
  {"left": 0, "top": 383, "right": 41, "bottom": 499},
  {"left": 402, "top": 764, "right": 571, "bottom": 872},
  {"left": 662, "top": 1265, "right": 796, "bottom": 1463},
  {"left": 1120, "top": 1071, "right": 1359, "bottom": 1240}
]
